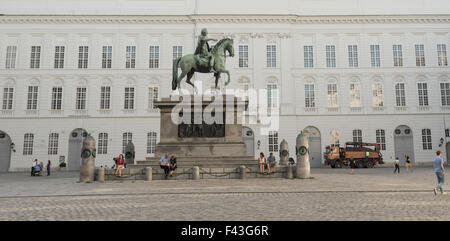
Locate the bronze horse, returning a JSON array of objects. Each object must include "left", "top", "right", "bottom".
[{"left": 172, "top": 38, "right": 234, "bottom": 92}]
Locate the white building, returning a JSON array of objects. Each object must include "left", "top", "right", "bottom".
[{"left": 1, "top": 0, "right": 450, "bottom": 171}]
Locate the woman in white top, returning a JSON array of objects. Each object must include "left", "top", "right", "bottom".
[{"left": 258, "top": 152, "right": 267, "bottom": 174}]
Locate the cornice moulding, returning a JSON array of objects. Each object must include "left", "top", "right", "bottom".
[{"left": 0, "top": 15, "right": 450, "bottom": 25}]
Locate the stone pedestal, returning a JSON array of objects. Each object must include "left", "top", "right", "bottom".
[{"left": 134, "top": 95, "right": 257, "bottom": 169}]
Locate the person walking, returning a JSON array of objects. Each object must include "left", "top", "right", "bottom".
[
  {"left": 115, "top": 154, "right": 125, "bottom": 177},
  {"left": 434, "top": 151, "right": 446, "bottom": 195},
  {"left": 405, "top": 156, "right": 413, "bottom": 173},
  {"left": 46, "top": 160, "right": 51, "bottom": 176},
  {"left": 350, "top": 159, "right": 356, "bottom": 175},
  {"left": 394, "top": 157, "right": 400, "bottom": 174},
  {"left": 258, "top": 152, "right": 267, "bottom": 174}
]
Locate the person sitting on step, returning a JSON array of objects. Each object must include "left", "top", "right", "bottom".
[
  {"left": 159, "top": 153, "right": 171, "bottom": 179},
  {"left": 169, "top": 155, "right": 177, "bottom": 177}
]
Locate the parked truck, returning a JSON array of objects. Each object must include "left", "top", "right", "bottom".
[{"left": 324, "top": 142, "right": 384, "bottom": 168}]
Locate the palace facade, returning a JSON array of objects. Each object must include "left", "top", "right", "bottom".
[{"left": 1, "top": 0, "right": 450, "bottom": 171}]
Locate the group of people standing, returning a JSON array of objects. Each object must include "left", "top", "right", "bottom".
[
  {"left": 393, "top": 156, "right": 414, "bottom": 174},
  {"left": 159, "top": 154, "right": 177, "bottom": 179},
  {"left": 31, "top": 159, "right": 51, "bottom": 176}
]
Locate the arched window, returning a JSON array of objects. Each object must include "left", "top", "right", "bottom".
[
  {"left": 349, "top": 82, "right": 360, "bottom": 108},
  {"left": 422, "top": 129, "right": 432, "bottom": 150},
  {"left": 23, "top": 133, "right": 34, "bottom": 155},
  {"left": 2, "top": 80, "right": 15, "bottom": 110},
  {"left": 147, "top": 132, "right": 157, "bottom": 154},
  {"left": 268, "top": 131, "right": 278, "bottom": 152},
  {"left": 352, "top": 129, "right": 362, "bottom": 142},
  {"left": 376, "top": 129, "right": 386, "bottom": 151},
  {"left": 48, "top": 133, "right": 59, "bottom": 155},
  {"left": 98, "top": 133, "right": 108, "bottom": 155},
  {"left": 329, "top": 130, "right": 339, "bottom": 145},
  {"left": 122, "top": 132, "right": 132, "bottom": 154}
]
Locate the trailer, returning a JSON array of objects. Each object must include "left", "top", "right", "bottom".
[{"left": 324, "top": 142, "right": 384, "bottom": 168}]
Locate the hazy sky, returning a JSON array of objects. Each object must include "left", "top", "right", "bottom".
[{"left": 1, "top": 0, "right": 450, "bottom": 15}]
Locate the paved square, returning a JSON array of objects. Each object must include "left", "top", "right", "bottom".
[{"left": 0, "top": 167, "right": 449, "bottom": 220}]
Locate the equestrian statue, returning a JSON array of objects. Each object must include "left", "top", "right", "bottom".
[{"left": 172, "top": 28, "right": 235, "bottom": 92}]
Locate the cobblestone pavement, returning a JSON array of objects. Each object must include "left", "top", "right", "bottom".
[{"left": 0, "top": 167, "right": 449, "bottom": 220}]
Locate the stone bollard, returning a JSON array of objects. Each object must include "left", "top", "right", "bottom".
[
  {"left": 145, "top": 167, "right": 152, "bottom": 181},
  {"left": 296, "top": 132, "right": 311, "bottom": 179},
  {"left": 286, "top": 165, "right": 293, "bottom": 179},
  {"left": 240, "top": 165, "right": 246, "bottom": 179},
  {"left": 80, "top": 134, "right": 96, "bottom": 183},
  {"left": 192, "top": 166, "right": 200, "bottom": 180},
  {"left": 96, "top": 167, "right": 105, "bottom": 182}
]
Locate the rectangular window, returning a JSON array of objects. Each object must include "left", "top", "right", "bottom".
[
  {"left": 149, "top": 46, "right": 160, "bottom": 68},
  {"left": 124, "top": 87, "right": 135, "bottom": 110},
  {"left": 78, "top": 46, "right": 89, "bottom": 69},
  {"left": 148, "top": 87, "right": 159, "bottom": 109},
  {"left": 267, "top": 84, "right": 278, "bottom": 109},
  {"left": 268, "top": 131, "right": 279, "bottom": 152},
  {"left": 376, "top": 129, "right": 386, "bottom": 151},
  {"left": 48, "top": 133, "right": 59, "bottom": 155},
  {"left": 372, "top": 83, "right": 383, "bottom": 107},
  {"left": 27, "top": 86, "right": 39, "bottom": 110},
  {"left": 147, "top": 132, "right": 157, "bottom": 154},
  {"left": 173, "top": 46, "right": 183, "bottom": 60},
  {"left": 76, "top": 87, "right": 87, "bottom": 110},
  {"left": 305, "top": 84, "right": 315, "bottom": 108},
  {"left": 23, "top": 133, "right": 34, "bottom": 155},
  {"left": 395, "top": 83, "right": 406, "bottom": 107},
  {"left": 422, "top": 129, "right": 432, "bottom": 150},
  {"left": 440, "top": 82, "right": 450, "bottom": 106},
  {"left": 304, "top": 46, "right": 314, "bottom": 68},
  {"left": 266, "top": 45, "right": 276, "bottom": 68},
  {"left": 122, "top": 132, "right": 132, "bottom": 154},
  {"left": 30, "top": 46, "right": 41, "bottom": 69},
  {"left": 98, "top": 133, "right": 108, "bottom": 155},
  {"left": 102, "top": 46, "right": 112, "bottom": 69},
  {"left": 415, "top": 44, "right": 425, "bottom": 67},
  {"left": 100, "top": 86, "right": 111, "bottom": 110},
  {"left": 54, "top": 46, "right": 65, "bottom": 69},
  {"left": 437, "top": 44, "right": 448, "bottom": 67},
  {"left": 446, "top": 128, "right": 450, "bottom": 138},
  {"left": 51, "top": 87, "right": 63, "bottom": 110},
  {"left": 352, "top": 129, "right": 362, "bottom": 142},
  {"left": 327, "top": 83, "right": 338, "bottom": 107},
  {"left": 348, "top": 45, "right": 358, "bottom": 67},
  {"left": 125, "top": 46, "right": 136, "bottom": 69},
  {"left": 417, "top": 82, "right": 429, "bottom": 106},
  {"left": 370, "top": 45, "right": 381, "bottom": 67},
  {"left": 5, "top": 46, "right": 17, "bottom": 69},
  {"left": 393, "top": 45, "right": 403, "bottom": 67},
  {"left": 326, "top": 45, "right": 336, "bottom": 68},
  {"left": 2, "top": 87, "right": 14, "bottom": 110},
  {"left": 239, "top": 45, "right": 249, "bottom": 68}
]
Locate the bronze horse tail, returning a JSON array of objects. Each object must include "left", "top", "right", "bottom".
[{"left": 172, "top": 57, "right": 181, "bottom": 90}]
